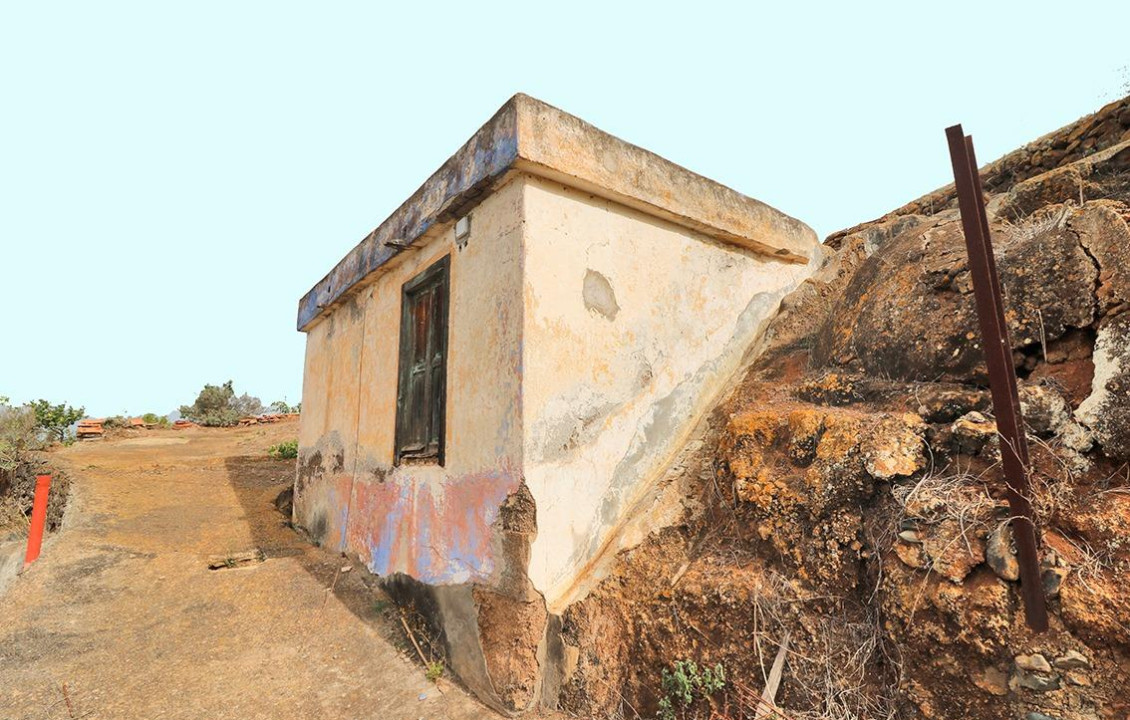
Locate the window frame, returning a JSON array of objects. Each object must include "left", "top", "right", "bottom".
[{"left": 394, "top": 255, "right": 450, "bottom": 466}]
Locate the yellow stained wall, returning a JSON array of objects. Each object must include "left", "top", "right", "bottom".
[{"left": 296, "top": 177, "right": 525, "bottom": 586}]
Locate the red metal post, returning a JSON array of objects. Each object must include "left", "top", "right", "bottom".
[
  {"left": 23, "top": 474, "right": 52, "bottom": 569},
  {"left": 946, "top": 125, "right": 1048, "bottom": 632}
]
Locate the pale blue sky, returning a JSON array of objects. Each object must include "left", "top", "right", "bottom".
[{"left": 2, "top": 2, "right": 1127, "bottom": 417}]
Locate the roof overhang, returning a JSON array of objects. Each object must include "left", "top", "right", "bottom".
[{"left": 297, "top": 93, "right": 817, "bottom": 331}]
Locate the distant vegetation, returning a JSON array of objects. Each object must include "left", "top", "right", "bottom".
[
  {"left": 268, "top": 439, "right": 298, "bottom": 460},
  {"left": 268, "top": 400, "right": 300, "bottom": 414},
  {"left": 0, "top": 397, "right": 39, "bottom": 471},
  {"left": 0, "top": 395, "right": 87, "bottom": 469},
  {"left": 179, "top": 381, "right": 263, "bottom": 427}
]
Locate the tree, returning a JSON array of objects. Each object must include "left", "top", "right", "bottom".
[
  {"left": 29, "top": 399, "right": 85, "bottom": 444},
  {"left": 179, "top": 381, "right": 263, "bottom": 427},
  {"left": 231, "top": 393, "right": 263, "bottom": 417},
  {"left": 268, "top": 400, "right": 297, "bottom": 414}
]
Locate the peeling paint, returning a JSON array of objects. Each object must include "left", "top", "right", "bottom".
[
  {"left": 582, "top": 269, "right": 619, "bottom": 320},
  {"left": 298, "top": 94, "right": 816, "bottom": 332},
  {"left": 296, "top": 178, "right": 526, "bottom": 588}
]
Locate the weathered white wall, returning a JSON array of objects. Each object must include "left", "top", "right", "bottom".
[
  {"left": 296, "top": 177, "right": 526, "bottom": 587},
  {"left": 519, "top": 176, "right": 814, "bottom": 610},
  {"left": 297, "top": 171, "right": 815, "bottom": 610}
]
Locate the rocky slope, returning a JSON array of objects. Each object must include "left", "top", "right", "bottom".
[{"left": 556, "top": 97, "right": 1130, "bottom": 720}]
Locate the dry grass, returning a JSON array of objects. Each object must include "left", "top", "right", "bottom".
[
  {"left": 892, "top": 465, "right": 997, "bottom": 541},
  {"left": 1024, "top": 434, "right": 1082, "bottom": 526},
  {"left": 788, "top": 613, "right": 900, "bottom": 720},
  {"left": 1057, "top": 533, "right": 1121, "bottom": 595},
  {"left": 999, "top": 203, "right": 1072, "bottom": 242},
  {"left": 738, "top": 572, "right": 900, "bottom": 720},
  {"left": 0, "top": 496, "right": 31, "bottom": 536}
]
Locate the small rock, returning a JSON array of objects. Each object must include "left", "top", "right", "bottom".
[
  {"left": 1042, "top": 566, "right": 1068, "bottom": 598},
  {"left": 898, "top": 530, "right": 922, "bottom": 544},
  {"left": 895, "top": 541, "right": 929, "bottom": 570},
  {"left": 1053, "top": 650, "right": 1091, "bottom": 670},
  {"left": 921, "top": 519, "right": 985, "bottom": 583},
  {"left": 1065, "top": 670, "right": 1091, "bottom": 687},
  {"left": 951, "top": 412, "right": 997, "bottom": 455},
  {"left": 973, "top": 666, "right": 1009, "bottom": 696},
  {"left": 418, "top": 693, "right": 428, "bottom": 701},
  {"left": 986, "top": 521, "right": 1020, "bottom": 581},
  {"left": 341, "top": 565, "right": 353, "bottom": 573},
  {"left": 861, "top": 417, "right": 925, "bottom": 480},
  {"left": 1010, "top": 670, "right": 1061, "bottom": 692},
  {"left": 1015, "top": 653, "right": 1052, "bottom": 673},
  {"left": 1026, "top": 713, "right": 1060, "bottom": 720}
]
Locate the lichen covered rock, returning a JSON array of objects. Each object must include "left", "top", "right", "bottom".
[{"left": 1076, "top": 313, "right": 1130, "bottom": 458}]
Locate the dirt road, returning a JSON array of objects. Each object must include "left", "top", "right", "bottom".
[{"left": 0, "top": 421, "right": 493, "bottom": 720}]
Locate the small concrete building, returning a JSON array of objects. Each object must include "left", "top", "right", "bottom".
[{"left": 295, "top": 94, "right": 818, "bottom": 712}]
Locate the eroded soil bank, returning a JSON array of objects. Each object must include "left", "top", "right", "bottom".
[{"left": 554, "top": 97, "right": 1130, "bottom": 720}]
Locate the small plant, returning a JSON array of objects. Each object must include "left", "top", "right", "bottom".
[
  {"left": 372, "top": 599, "right": 390, "bottom": 614},
  {"left": 425, "top": 661, "right": 444, "bottom": 682},
  {"left": 268, "top": 439, "right": 299, "bottom": 460},
  {"left": 657, "top": 660, "right": 726, "bottom": 720}
]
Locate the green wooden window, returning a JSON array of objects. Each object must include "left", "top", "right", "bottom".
[{"left": 395, "top": 256, "right": 450, "bottom": 465}]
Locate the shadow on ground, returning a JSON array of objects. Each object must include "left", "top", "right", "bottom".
[
  {"left": 221, "top": 455, "right": 394, "bottom": 633},
  {"left": 222, "top": 453, "right": 472, "bottom": 706}
]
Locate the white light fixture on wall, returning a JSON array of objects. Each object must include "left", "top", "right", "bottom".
[{"left": 455, "top": 215, "right": 471, "bottom": 249}]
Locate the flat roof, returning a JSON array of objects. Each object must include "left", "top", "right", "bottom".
[{"left": 298, "top": 93, "right": 817, "bottom": 331}]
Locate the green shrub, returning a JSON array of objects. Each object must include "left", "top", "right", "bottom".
[
  {"left": 28, "top": 399, "right": 85, "bottom": 444},
  {"left": 657, "top": 660, "right": 726, "bottom": 720},
  {"left": 103, "top": 415, "right": 129, "bottom": 429},
  {"left": 268, "top": 439, "right": 298, "bottom": 460},
  {"left": 179, "top": 381, "right": 263, "bottom": 427},
  {"left": 141, "top": 413, "right": 169, "bottom": 427}
]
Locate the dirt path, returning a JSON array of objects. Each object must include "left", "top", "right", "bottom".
[{"left": 0, "top": 421, "right": 494, "bottom": 720}]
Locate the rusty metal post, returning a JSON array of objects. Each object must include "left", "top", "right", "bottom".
[{"left": 945, "top": 125, "right": 1048, "bottom": 632}]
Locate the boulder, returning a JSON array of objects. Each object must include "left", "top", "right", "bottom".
[
  {"left": 1076, "top": 313, "right": 1130, "bottom": 459},
  {"left": 1070, "top": 202, "right": 1130, "bottom": 316},
  {"left": 814, "top": 217, "right": 1096, "bottom": 384}
]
